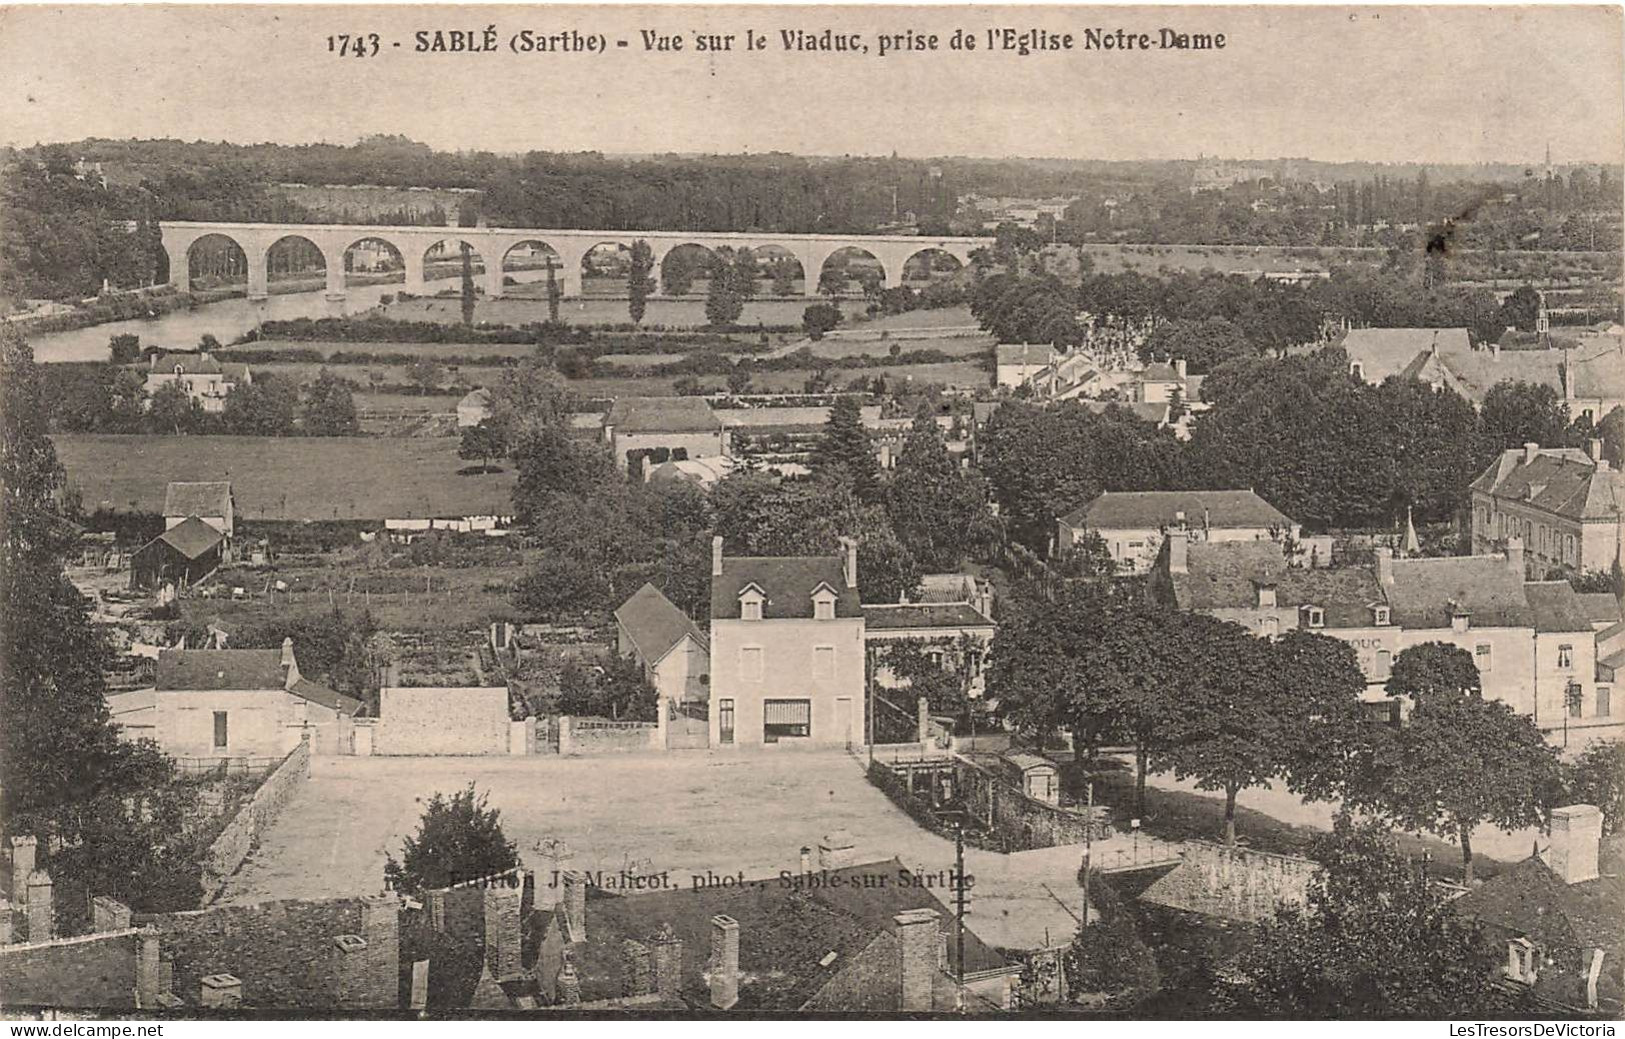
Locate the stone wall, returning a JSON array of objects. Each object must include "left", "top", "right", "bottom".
[
  {"left": 1138, "top": 841, "right": 1318, "bottom": 923},
  {"left": 559, "top": 716, "right": 660, "bottom": 755},
  {"left": 202, "top": 739, "right": 310, "bottom": 900},
  {"left": 0, "top": 930, "right": 142, "bottom": 1009},
  {"left": 959, "top": 758, "right": 1103, "bottom": 851},
  {"left": 375, "top": 687, "right": 510, "bottom": 756}
]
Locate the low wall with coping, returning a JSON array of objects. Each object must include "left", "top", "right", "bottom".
[
  {"left": 202, "top": 739, "right": 310, "bottom": 901},
  {"left": 558, "top": 716, "right": 661, "bottom": 755}
]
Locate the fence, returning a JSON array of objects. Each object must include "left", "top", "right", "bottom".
[
  {"left": 200, "top": 739, "right": 311, "bottom": 902},
  {"left": 173, "top": 756, "right": 282, "bottom": 777}
]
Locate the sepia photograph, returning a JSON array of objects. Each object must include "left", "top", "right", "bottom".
[{"left": 0, "top": 1, "right": 1622, "bottom": 1023}]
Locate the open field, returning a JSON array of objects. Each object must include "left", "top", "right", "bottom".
[
  {"left": 380, "top": 295, "right": 873, "bottom": 329},
  {"left": 221, "top": 751, "right": 1116, "bottom": 952},
  {"left": 235, "top": 339, "right": 544, "bottom": 361},
  {"left": 179, "top": 561, "right": 522, "bottom": 631}
]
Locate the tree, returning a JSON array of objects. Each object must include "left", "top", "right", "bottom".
[
  {"left": 1561, "top": 740, "right": 1625, "bottom": 836},
  {"left": 146, "top": 382, "right": 199, "bottom": 434},
  {"left": 726, "top": 361, "right": 752, "bottom": 395},
  {"left": 108, "top": 333, "right": 141, "bottom": 365},
  {"left": 405, "top": 359, "right": 444, "bottom": 397},
  {"left": 220, "top": 375, "right": 298, "bottom": 436},
  {"left": 1498, "top": 284, "right": 1542, "bottom": 333},
  {"left": 803, "top": 301, "right": 842, "bottom": 340},
  {"left": 811, "top": 396, "right": 879, "bottom": 502},
  {"left": 885, "top": 403, "right": 986, "bottom": 570},
  {"left": 1136, "top": 317, "right": 1251, "bottom": 374},
  {"left": 1353, "top": 643, "right": 1560, "bottom": 883},
  {"left": 300, "top": 369, "right": 360, "bottom": 435},
  {"left": 705, "top": 250, "right": 745, "bottom": 327},
  {"left": 627, "top": 239, "right": 656, "bottom": 324},
  {"left": 459, "top": 242, "right": 476, "bottom": 326},
  {"left": 1223, "top": 817, "right": 1503, "bottom": 1018},
  {"left": 458, "top": 420, "right": 507, "bottom": 473},
  {"left": 1480, "top": 380, "right": 1571, "bottom": 452},
  {"left": 1270, "top": 630, "right": 1371, "bottom": 805},
  {"left": 545, "top": 254, "right": 561, "bottom": 323},
  {"left": 384, "top": 784, "right": 519, "bottom": 895}
]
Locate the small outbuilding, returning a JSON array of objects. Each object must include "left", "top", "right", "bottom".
[{"left": 130, "top": 517, "right": 224, "bottom": 591}]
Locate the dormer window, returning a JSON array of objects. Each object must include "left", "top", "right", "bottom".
[
  {"left": 1255, "top": 582, "right": 1277, "bottom": 609},
  {"left": 811, "top": 584, "right": 838, "bottom": 621},
  {"left": 739, "top": 585, "right": 765, "bottom": 621},
  {"left": 1302, "top": 605, "right": 1325, "bottom": 629},
  {"left": 1372, "top": 605, "right": 1391, "bottom": 627},
  {"left": 1450, "top": 607, "right": 1471, "bottom": 633},
  {"left": 173, "top": 363, "right": 185, "bottom": 376}
]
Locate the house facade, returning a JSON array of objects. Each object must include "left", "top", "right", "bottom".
[
  {"left": 994, "top": 344, "right": 1056, "bottom": 389},
  {"left": 145, "top": 352, "right": 251, "bottom": 413},
  {"left": 863, "top": 602, "right": 997, "bottom": 701},
  {"left": 615, "top": 582, "right": 710, "bottom": 708},
  {"left": 603, "top": 397, "right": 729, "bottom": 472},
  {"left": 1058, "top": 489, "right": 1313, "bottom": 575},
  {"left": 129, "top": 516, "right": 224, "bottom": 591},
  {"left": 708, "top": 537, "right": 865, "bottom": 748},
  {"left": 164, "top": 480, "right": 234, "bottom": 537},
  {"left": 1469, "top": 442, "right": 1625, "bottom": 576}
]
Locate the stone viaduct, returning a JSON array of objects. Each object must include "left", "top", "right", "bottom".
[{"left": 157, "top": 221, "right": 991, "bottom": 302}]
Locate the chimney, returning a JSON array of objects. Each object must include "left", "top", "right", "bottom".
[
  {"left": 135, "top": 927, "right": 162, "bottom": 1008},
  {"left": 280, "top": 637, "right": 300, "bottom": 688},
  {"left": 799, "top": 846, "right": 811, "bottom": 875},
  {"left": 331, "top": 934, "right": 372, "bottom": 1009},
  {"left": 1168, "top": 532, "right": 1188, "bottom": 575},
  {"left": 1589, "top": 438, "right": 1604, "bottom": 464},
  {"left": 1523, "top": 441, "right": 1540, "bottom": 464},
  {"left": 1505, "top": 535, "right": 1525, "bottom": 577},
  {"left": 482, "top": 877, "right": 522, "bottom": 979},
  {"left": 1546, "top": 804, "right": 1603, "bottom": 885},
  {"left": 839, "top": 536, "right": 859, "bottom": 590},
  {"left": 25, "top": 869, "right": 52, "bottom": 942},
  {"left": 1174, "top": 358, "right": 1187, "bottom": 380},
  {"left": 1374, "top": 547, "right": 1394, "bottom": 589},
  {"left": 563, "top": 870, "right": 587, "bottom": 943},
  {"left": 556, "top": 958, "right": 582, "bottom": 1006},
  {"left": 819, "top": 830, "right": 856, "bottom": 869},
  {"left": 709, "top": 914, "right": 740, "bottom": 1010},
  {"left": 711, "top": 535, "right": 725, "bottom": 578},
  {"left": 199, "top": 973, "right": 243, "bottom": 1010},
  {"left": 621, "top": 939, "right": 654, "bottom": 997},
  {"left": 10, "top": 835, "right": 36, "bottom": 907},
  {"left": 650, "top": 922, "right": 683, "bottom": 1001},
  {"left": 894, "top": 908, "right": 939, "bottom": 1013},
  {"left": 92, "top": 895, "right": 132, "bottom": 932}
]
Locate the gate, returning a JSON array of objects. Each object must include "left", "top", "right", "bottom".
[{"left": 667, "top": 700, "right": 709, "bottom": 750}]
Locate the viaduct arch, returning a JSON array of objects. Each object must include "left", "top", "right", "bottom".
[{"left": 157, "top": 222, "right": 992, "bottom": 302}]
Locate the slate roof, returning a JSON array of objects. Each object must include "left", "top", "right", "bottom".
[
  {"left": 1469, "top": 449, "right": 1625, "bottom": 521},
  {"left": 163, "top": 481, "right": 232, "bottom": 519},
  {"left": 615, "top": 583, "right": 707, "bottom": 664},
  {"left": 1571, "top": 335, "right": 1625, "bottom": 400},
  {"left": 918, "top": 572, "right": 986, "bottom": 603},
  {"left": 1451, "top": 845, "right": 1625, "bottom": 953},
  {"left": 995, "top": 343, "right": 1052, "bottom": 368},
  {"left": 150, "top": 351, "right": 224, "bottom": 375},
  {"left": 1141, "top": 361, "right": 1180, "bottom": 382},
  {"left": 1522, "top": 581, "right": 1598, "bottom": 634},
  {"left": 711, "top": 555, "right": 861, "bottom": 621},
  {"left": 562, "top": 859, "right": 1009, "bottom": 1010},
  {"left": 1060, "top": 489, "right": 1293, "bottom": 531},
  {"left": 603, "top": 396, "right": 723, "bottom": 433},
  {"left": 1170, "top": 541, "right": 1386, "bottom": 628},
  {"left": 155, "top": 516, "right": 224, "bottom": 559},
  {"left": 1385, "top": 556, "right": 1532, "bottom": 629},
  {"left": 1342, "top": 327, "right": 1472, "bottom": 383},
  {"left": 289, "top": 677, "right": 363, "bottom": 715},
  {"left": 155, "top": 649, "right": 286, "bottom": 691},
  {"left": 1078, "top": 401, "right": 1171, "bottom": 425},
  {"left": 1576, "top": 592, "right": 1624, "bottom": 626},
  {"left": 862, "top": 603, "right": 995, "bottom": 631},
  {"left": 1401, "top": 344, "right": 1564, "bottom": 402}
]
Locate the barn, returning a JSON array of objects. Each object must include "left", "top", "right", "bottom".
[{"left": 129, "top": 516, "right": 224, "bottom": 591}]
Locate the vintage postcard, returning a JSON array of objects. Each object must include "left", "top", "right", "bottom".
[{"left": 0, "top": 1, "right": 1622, "bottom": 1024}]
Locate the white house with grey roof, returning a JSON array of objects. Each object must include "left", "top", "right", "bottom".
[
  {"left": 614, "top": 582, "right": 709, "bottom": 708},
  {"left": 1469, "top": 441, "right": 1624, "bottom": 576},
  {"left": 1058, "top": 488, "right": 1319, "bottom": 575}
]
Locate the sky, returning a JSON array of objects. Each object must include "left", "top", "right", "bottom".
[{"left": 0, "top": 4, "right": 1621, "bottom": 165}]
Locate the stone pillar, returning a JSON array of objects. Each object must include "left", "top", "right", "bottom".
[
  {"left": 135, "top": 927, "right": 162, "bottom": 1008},
  {"left": 483, "top": 877, "right": 522, "bottom": 979},
  {"left": 646, "top": 248, "right": 669, "bottom": 298},
  {"left": 360, "top": 892, "right": 400, "bottom": 1005},
  {"left": 331, "top": 934, "right": 371, "bottom": 1009},
  {"left": 798, "top": 250, "right": 826, "bottom": 297},
  {"left": 324, "top": 263, "right": 347, "bottom": 302},
  {"left": 894, "top": 908, "right": 939, "bottom": 1012},
  {"left": 402, "top": 248, "right": 426, "bottom": 294},
  {"left": 650, "top": 923, "right": 683, "bottom": 1001},
  {"left": 562, "top": 870, "right": 587, "bottom": 943},
  {"left": 25, "top": 869, "right": 52, "bottom": 942},
  {"left": 708, "top": 914, "right": 739, "bottom": 1010},
  {"left": 917, "top": 696, "right": 931, "bottom": 744},
  {"left": 199, "top": 973, "right": 243, "bottom": 1009},
  {"left": 171, "top": 241, "right": 191, "bottom": 293},
  {"left": 621, "top": 938, "right": 653, "bottom": 997},
  {"left": 484, "top": 250, "right": 507, "bottom": 299},
  {"left": 558, "top": 715, "right": 574, "bottom": 756},
  {"left": 92, "top": 895, "right": 133, "bottom": 932},
  {"left": 10, "top": 836, "right": 36, "bottom": 909},
  {"left": 0, "top": 897, "right": 12, "bottom": 945},
  {"left": 246, "top": 249, "right": 269, "bottom": 302}
]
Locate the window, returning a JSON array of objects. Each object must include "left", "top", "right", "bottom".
[
  {"left": 1506, "top": 938, "right": 1540, "bottom": 985},
  {"left": 1558, "top": 644, "right": 1573, "bottom": 670},
  {"left": 1373, "top": 606, "right": 1390, "bottom": 626},
  {"left": 1350, "top": 361, "right": 1364, "bottom": 380},
  {"left": 741, "top": 599, "right": 762, "bottom": 621},
  {"left": 718, "top": 699, "right": 735, "bottom": 744},
  {"left": 1476, "top": 643, "right": 1492, "bottom": 672},
  {"left": 1375, "top": 649, "right": 1392, "bottom": 678},
  {"left": 1568, "top": 683, "right": 1584, "bottom": 719},
  {"left": 763, "top": 699, "right": 811, "bottom": 742},
  {"left": 1260, "top": 616, "right": 1279, "bottom": 638},
  {"left": 814, "top": 646, "right": 836, "bottom": 680},
  {"left": 739, "top": 646, "right": 764, "bottom": 681},
  {"left": 1599, "top": 687, "right": 1612, "bottom": 718},
  {"left": 212, "top": 711, "right": 228, "bottom": 750},
  {"left": 812, "top": 589, "right": 837, "bottom": 621},
  {"left": 1305, "top": 606, "right": 1324, "bottom": 629}
]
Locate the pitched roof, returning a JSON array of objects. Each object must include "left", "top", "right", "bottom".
[
  {"left": 603, "top": 396, "right": 723, "bottom": 433},
  {"left": 1570, "top": 335, "right": 1625, "bottom": 400},
  {"left": 155, "top": 649, "right": 285, "bottom": 691},
  {"left": 564, "top": 859, "right": 1009, "bottom": 1010},
  {"left": 151, "top": 351, "right": 224, "bottom": 375},
  {"left": 1141, "top": 361, "right": 1179, "bottom": 382},
  {"left": 1402, "top": 343, "right": 1564, "bottom": 403},
  {"left": 1078, "top": 400, "right": 1171, "bottom": 425},
  {"left": 1061, "top": 489, "right": 1292, "bottom": 531},
  {"left": 458, "top": 387, "right": 492, "bottom": 409},
  {"left": 154, "top": 516, "right": 225, "bottom": 559},
  {"left": 1451, "top": 851, "right": 1625, "bottom": 952},
  {"left": 290, "top": 676, "right": 364, "bottom": 715},
  {"left": 995, "top": 343, "right": 1052, "bottom": 367},
  {"left": 163, "top": 481, "right": 232, "bottom": 519},
  {"left": 615, "top": 583, "right": 707, "bottom": 664},
  {"left": 1385, "top": 555, "right": 1532, "bottom": 629},
  {"left": 1469, "top": 449, "right": 1625, "bottom": 521},
  {"left": 1522, "top": 581, "right": 1597, "bottom": 634},
  {"left": 862, "top": 603, "right": 995, "bottom": 631},
  {"left": 1342, "top": 327, "right": 1472, "bottom": 383},
  {"left": 1171, "top": 541, "right": 1386, "bottom": 628},
  {"left": 917, "top": 572, "right": 986, "bottom": 603},
  {"left": 711, "top": 555, "right": 861, "bottom": 621},
  {"left": 1576, "top": 592, "right": 1624, "bottom": 626}
]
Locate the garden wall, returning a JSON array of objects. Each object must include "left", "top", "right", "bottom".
[
  {"left": 375, "top": 686, "right": 510, "bottom": 756},
  {"left": 202, "top": 739, "right": 310, "bottom": 901},
  {"left": 960, "top": 758, "right": 1104, "bottom": 852},
  {"left": 558, "top": 716, "right": 660, "bottom": 755}
]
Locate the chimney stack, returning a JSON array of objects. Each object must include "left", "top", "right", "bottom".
[
  {"left": 894, "top": 909, "right": 939, "bottom": 1013},
  {"left": 1174, "top": 357, "right": 1187, "bottom": 381},
  {"left": 563, "top": 870, "right": 587, "bottom": 943},
  {"left": 1523, "top": 441, "right": 1540, "bottom": 464},
  {"left": 92, "top": 895, "right": 132, "bottom": 933},
  {"left": 25, "top": 869, "right": 52, "bottom": 943},
  {"left": 1374, "top": 547, "right": 1394, "bottom": 589},
  {"left": 650, "top": 923, "right": 683, "bottom": 1001},
  {"left": 199, "top": 973, "right": 243, "bottom": 1010},
  {"left": 1546, "top": 804, "right": 1603, "bottom": 885},
  {"left": 838, "top": 536, "right": 859, "bottom": 590},
  {"left": 711, "top": 535, "right": 725, "bottom": 578},
  {"left": 800, "top": 846, "right": 811, "bottom": 875},
  {"left": 135, "top": 927, "right": 163, "bottom": 1008},
  {"left": 1168, "top": 532, "right": 1188, "bottom": 575},
  {"left": 1505, "top": 535, "right": 1525, "bottom": 577},
  {"left": 482, "top": 877, "right": 523, "bottom": 980},
  {"left": 709, "top": 915, "right": 740, "bottom": 1010},
  {"left": 1589, "top": 438, "right": 1604, "bottom": 463}
]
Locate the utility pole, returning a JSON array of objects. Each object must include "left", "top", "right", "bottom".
[
  {"left": 954, "top": 822, "right": 966, "bottom": 1010},
  {"left": 1081, "top": 780, "right": 1094, "bottom": 928}
]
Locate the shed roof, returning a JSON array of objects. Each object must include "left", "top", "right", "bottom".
[
  {"left": 1451, "top": 846, "right": 1625, "bottom": 953},
  {"left": 1575, "top": 592, "right": 1624, "bottom": 627},
  {"left": 289, "top": 677, "right": 363, "bottom": 715}
]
